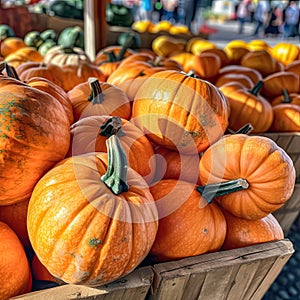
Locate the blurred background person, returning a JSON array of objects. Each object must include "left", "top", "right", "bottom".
[
  {"left": 264, "top": 6, "right": 283, "bottom": 37},
  {"left": 236, "top": 0, "right": 252, "bottom": 34},
  {"left": 252, "top": 0, "right": 270, "bottom": 37},
  {"left": 282, "top": 0, "right": 300, "bottom": 38}
]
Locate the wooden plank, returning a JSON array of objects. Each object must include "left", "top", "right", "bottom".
[
  {"left": 14, "top": 266, "right": 153, "bottom": 300},
  {"left": 84, "top": 0, "right": 107, "bottom": 62},
  {"left": 150, "top": 239, "right": 294, "bottom": 300}
]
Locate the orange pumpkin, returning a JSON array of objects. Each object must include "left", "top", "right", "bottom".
[
  {"left": 4, "top": 47, "right": 43, "bottom": 68},
  {"left": 270, "top": 104, "right": 300, "bottom": 132},
  {"left": 68, "top": 78, "right": 131, "bottom": 122},
  {"left": 261, "top": 71, "right": 299, "bottom": 100},
  {"left": 240, "top": 50, "right": 278, "bottom": 77},
  {"left": 132, "top": 70, "right": 229, "bottom": 154},
  {"left": 16, "top": 61, "right": 107, "bottom": 92},
  {"left": 217, "top": 65, "right": 263, "bottom": 85},
  {"left": 219, "top": 81, "right": 273, "bottom": 133},
  {"left": 199, "top": 134, "right": 296, "bottom": 219},
  {"left": 27, "top": 135, "right": 158, "bottom": 286},
  {"left": 149, "top": 179, "right": 226, "bottom": 262},
  {"left": 270, "top": 89, "right": 300, "bottom": 106},
  {"left": 215, "top": 73, "right": 255, "bottom": 89},
  {"left": 0, "top": 76, "right": 70, "bottom": 205},
  {"left": 221, "top": 211, "right": 284, "bottom": 250},
  {"left": 26, "top": 76, "right": 74, "bottom": 125},
  {"left": 0, "top": 221, "right": 32, "bottom": 299},
  {"left": 0, "top": 199, "right": 31, "bottom": 250},
  {"left": 153, "top": 145, "right": 201, "bottom": 184},
  {"left": 31, "top": 254, "right": 56, "bottom": 282},
  {"left": 69, "top": 116, "right": 156, "bottom": 184},
  {"left": 201, "top": 48, "right": 230, "bottom": 67},
  {"left": 0, "top": 37, "right": 26, "bottom": 57}
]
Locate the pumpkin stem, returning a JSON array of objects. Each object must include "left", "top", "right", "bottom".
[
  {"left": 99, "top": 116, "right": 126, "bottom": 138},
  {"left": 153, "top": 56, "right": 162, "bottom": 66},
  {"left": 104, "top": 51, "right": 117, "bottom": 63},
  {"left": 184, "top": 70, "right": 200, "bottom": 78},
  {"left": 249, "top": 80, "right": 264, "bottom": 96},
  {"left": 282, "top": 88, "right": 291, "bottom": 103},
  {"left": 196, "top": 178, "right": 249, "bottom": 204},
  {"left": 116, "top": 34, "right": 134, "bottom": 61},
  {"left": 62, "top": 47, "right": 76, "bottom": 54},
  {"left": 101, "top": 135, "right": 129, "bottom": 195},
  {"left": 0, "top": 61, "right": 6, "bottom": 73},
  {"left": 235, "top": 123, "right": 253, "bottom": 134},
  {"left": 88, "top": 77, "right": 105, "bottom": 104},
  {"left": 5, "top": 63, "right": 20, "bottom": 80}
]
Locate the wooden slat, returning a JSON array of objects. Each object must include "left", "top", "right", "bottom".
[
  {"left": 150, "top": 239, "right": 294, "bottom": 300},
  {"left": 84, "top": 0, "right": 107, "bottom": 61},
  {"left": 13, "top": 266, "right": 153, "bottom": 300}
]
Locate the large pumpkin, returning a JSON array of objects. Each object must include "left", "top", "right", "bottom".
[
  {"left": 199, "top": 134, "right": 296, "bottom": 220},
  {"left": 149, "top": 179, "right": 226, "bottom": 262},
  {"left": 0, "top": 76, "right": 70, "bottom": 205},
  {"left": 27, "top": 135, "right": 158, "bottom": 286},
  {"left": 0, "top": 221, "right": 32, "bottom": 299},
  {"left": 132, "top": 70, "right": 229, "bottom": 154},
  {"left": 69, "top": 116, "right": 156, "bottom": 184}
]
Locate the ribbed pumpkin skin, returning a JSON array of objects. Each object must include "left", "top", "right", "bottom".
[
  {"left": 69, "top": 116, "right": 156, "bottom": 184},
  {"left": 26, "top": 76, "right": 74, "bottom": 125},
  {"left": 67, "top": 81, "right": 131, "bottom": 122},
  {"left": 0, "top": 221, "right": 32, "bottom": 300},
  {"left": 0, "top": 77, "right": 70, "bottom": 205},
  {"left": 149, "top": 179, "right": 226, "bottom": 262},
  {"left": 27, "top": 153, "right": 158, "bottom": 286},
  {"left": 221, "top": 211, "right": 284, "bottom": 250},
  {"left": 199, "top": 134, "right": 296, "bottom": 220},
  {"left": 132, "top": 70, "right": 229, "bottom": 154}
]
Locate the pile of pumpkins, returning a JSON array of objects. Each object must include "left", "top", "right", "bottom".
[{"left": 0, "top": 24, "right": 299, "bottom": 299}]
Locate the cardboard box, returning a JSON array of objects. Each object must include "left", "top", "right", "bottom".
[{"left": 12, "top": 239, "right": 294, "bottom": 300}]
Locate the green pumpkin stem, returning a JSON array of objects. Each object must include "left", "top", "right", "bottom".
[
  {"left": 196, "top": 178, "right": 249, "bottom": 204},
  {"left": 282, "top": 88, "right": 291, "bottom": 103},
  {"left": 249, "top": 80, "right": 264, "bottom": 96},
  {"left": 0, "top": 61, "right": 6, "bottom": 73},
  {"left": 5, "top": 63, "right": 20, "bottom": 80},
  {"left": 100, "top": 116, "right": 126, "bottom": 137},
  {"left": 101, "top": 135, "right": 129, "bottom": 195},
  {"left": 105, "top": 51, "right": 117, "bottom": 62},
  {"left": 116, "top": 34, "right": 134, "bottom": 61},
  {"left": 88, "top": 77, "right": 104, "bottom": 104},
  {"left": 62, "top": 47, "right": 76, "bottom": 54},
  {"left": 235, "top": 123, "right": 253, "bottom": 134}
]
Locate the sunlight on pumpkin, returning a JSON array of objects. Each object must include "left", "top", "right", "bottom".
[{"left": 286, "top": 109, "right": 300, "bottom": 126}]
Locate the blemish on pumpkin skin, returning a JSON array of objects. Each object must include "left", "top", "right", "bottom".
[
  {"left": 88, "top": 238, "right": 103, "bottom": 248},
  {"left": 202, "top": 228, "right": 208, "bottom": 234}
]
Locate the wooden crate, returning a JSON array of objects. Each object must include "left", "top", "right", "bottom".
[
  {"left": 258, "top": 132, "right": 300, "bottom": 183},
  {"left": 273, "top": 183, "right": 300, "bottom": 236},
  {"left": 13, "top": 239, "right": 294, "bottom": 300}
]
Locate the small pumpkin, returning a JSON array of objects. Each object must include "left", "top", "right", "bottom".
[
  {"left": 149, "top": 179, "right": 226, "bottom": 262},
  {"left": 261, "top": 71, "right": 299, "bottom": 100},
  {"left": 57, "top": 26, "right": 84, "bottom": 49},
  {"left": 219, "top": 81, "right": 273, "bottom": 133},
  {"left": 68, "top": 77, "right": 131, "bottom": 122},
  {"left": 271, "top": 42, "right": 300, "bottom": 66},
  {"left": 240, "top": 50, "right": 277, "bottom": 77},
  {"left": 27, "top": 135, "right": 158, "bottom": 286},
  {"left": 69, "top": 116, "right": 156, "bottom": 184},
  {"left": 270, "top": 103, "right": 300, "bottom": 132},
  {"left": 0, "top": 37, "right": 26, "bottom": 57},
  {"left": 151, "top": 35, "right": 186, "bottom": 57},
  {"left": 270, "top": 89, "right": 300, "bottom": 106},
  {"left": 199, "top": 134, "right": 296, "bottom": 219},
  {"left": 43, "top": 45, "right": 92, "bottom": 66},
  {"left": 221, "top": 210, "right": 284, "bottom": 250}
]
